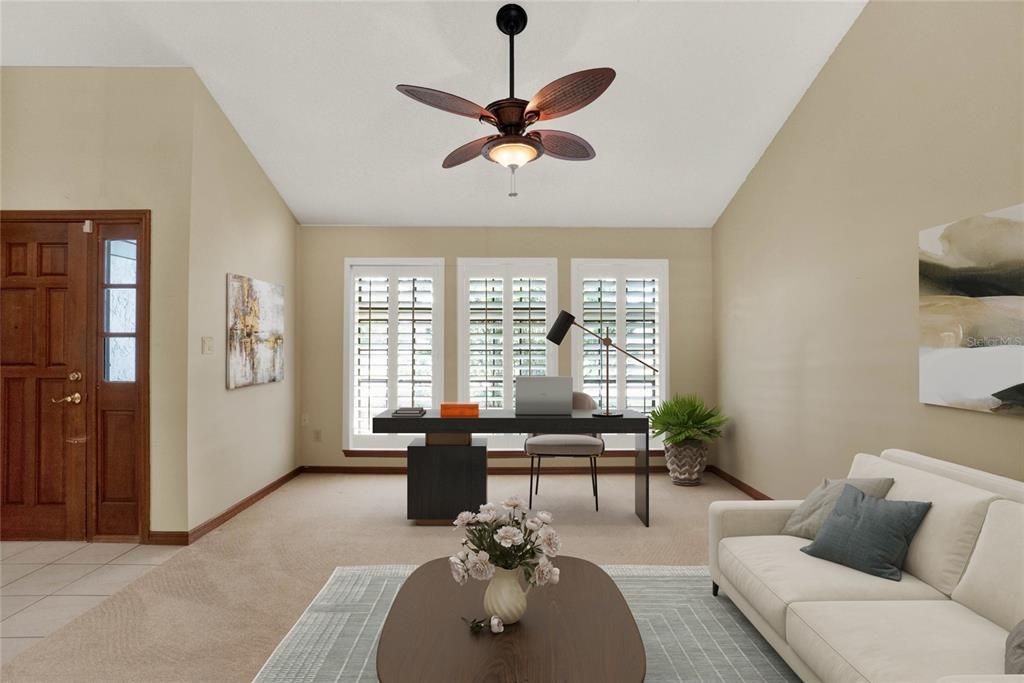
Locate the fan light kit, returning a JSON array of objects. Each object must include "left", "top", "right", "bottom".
[{"left": 397, "top": 3, "right": 616, "bottom": 197}]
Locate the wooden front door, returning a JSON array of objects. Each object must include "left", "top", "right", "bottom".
[
  {"left": 1, "top": 221, "right": 89, "bottom": 539},
  {"left": 1, "top": 211, "right": 150, "bottom": 541}
]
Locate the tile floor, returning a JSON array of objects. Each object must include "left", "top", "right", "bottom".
[{"left": 0, "top": 541, "right": 182, "bottom": 665}]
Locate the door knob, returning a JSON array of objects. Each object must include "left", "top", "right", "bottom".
[{"left": 51, "top": 392, "right": 82, "bottom": 405}]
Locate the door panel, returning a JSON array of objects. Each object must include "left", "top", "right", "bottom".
[{"left": 1, "top": 222, "right": 88, "bottom": 539}]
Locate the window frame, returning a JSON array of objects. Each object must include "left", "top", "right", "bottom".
[
  {"left": 570, "top": 258, "right": 669, "bottom": 421},
  {"left": 343, "top": 257, "right": 445, "bottom": 449},
  {"left": 456, "top": 258, "right": 560, "bottom": 409}
]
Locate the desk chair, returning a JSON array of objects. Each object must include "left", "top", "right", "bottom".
[{"left": 525, "top": 392, "right": 605, "bottom": 511}]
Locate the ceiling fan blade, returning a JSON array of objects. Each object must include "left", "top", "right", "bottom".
[
  {"left": 531, "top": 130, "right": 596, "bottom": 161},
  {"left": 396, "top": 85, "right": 496, "bottom": 124},
  {"left": 442, "top": 136, "right": 498, "bottom": 168},
  {"left": 525, "top": 68, "right": 616, "bottom": 122}
]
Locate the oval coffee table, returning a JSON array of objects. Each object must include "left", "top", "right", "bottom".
[{"left": 377, "top": 556, "right": 646, "bottom": 682}]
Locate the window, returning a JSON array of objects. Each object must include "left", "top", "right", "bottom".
[
  {"left": 571, "top": 259, "right": 668, "bottom": 422},
  {"left": 344, "top": 258, "right": 444, "bottom": 449},
  {"left": 102, "top": 239, "right": 138, "bottom": 381},
  {"left": 457, "top": 259, "right": 559, "bottom": 412}
]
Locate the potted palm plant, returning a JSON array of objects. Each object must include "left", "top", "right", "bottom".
[{"left": 650, "top": 394, "right": 728, "bottom": 486}]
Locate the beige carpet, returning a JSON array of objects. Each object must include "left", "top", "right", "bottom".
[{"left": 1, "top": 471, "right": 750, "bottom": 682}]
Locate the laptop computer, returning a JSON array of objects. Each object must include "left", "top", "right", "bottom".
[{"left": 515, "top": 376, "right": 573, "bottom": 416}]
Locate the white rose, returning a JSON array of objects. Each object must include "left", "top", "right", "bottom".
[
  {"left": 494, "top": 525, "right": 525, "bottom": 548},
  {"left": 531, "top": 556, "right": 560, "bottom": 586},
  {"left": 453, "top": 511, "right": 476, "bottom": 528},
  {"left": 476, "top": 503, "right": 498, "bottom": 524},
  {"left": 490, "top": 616, "right": 504, "bottom": 634},
  {"left": 525, "top": 517, "right": 543, "bottom": 531},
  {"left": 449, "top": 556, "right": 468, "bottom": 585},
  {"left": 537, "top": 526, "right": 561, "bottom": 557},
  {"left": 502, "top": 495, "right": 525, "bottom": 511},
  {"left": 535, "top": 511, "right": 553, "bottom": 525},
  {"left": 466, "top": 550, "right": 495, "bottom": 581}
]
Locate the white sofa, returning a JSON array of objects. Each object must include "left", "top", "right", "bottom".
[{"left": 708, "top": 449, "right": 1024, "bottom": 683}]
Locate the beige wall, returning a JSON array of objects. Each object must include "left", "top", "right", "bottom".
[
  {"left": 185, "top": 82, "right": 298, "bottom": 528},
  {"left": 1, "top": 67, "right": 299, "bottom": 531},
  {"left": 712, "top": 1, "right": 1024, "bottom": 497},
  {"left": 2, "top": 67, "right": 194, "bottom": 530},
  {"left": 298, "top": 226, "right": 713, "bottom": 469}
]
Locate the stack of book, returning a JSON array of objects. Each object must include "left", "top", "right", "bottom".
[{"left": 392, "top": 406, "right": 426, "bottom": 417}]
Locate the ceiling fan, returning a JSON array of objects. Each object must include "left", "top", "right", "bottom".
[{"left": 397, "top": 3, "right": 615, "bottom": 194}]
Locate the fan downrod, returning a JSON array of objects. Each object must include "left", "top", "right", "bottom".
[{"left": 496, "top": 4, "right": 527, "bottom": 36}]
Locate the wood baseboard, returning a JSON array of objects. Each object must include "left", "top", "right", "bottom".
[
  {"left": 343, "top": 449, "right": 665, "bottom": 459},
  {"left": 145, "top": 531, "right": 189, "bottom": 545},
  {"left": 146, "top": 467, "right": 304, "bottom": 545},
  {"left": 145, "top": 463, "right": 762, "bottom": 546},
  {"left": 302, "top": 464, "right": 669, "bottom": 475},
  {"left": 705, "top": 465, "right": 772, "bottom": 500}
]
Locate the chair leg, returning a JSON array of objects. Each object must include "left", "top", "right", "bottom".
[
  {"left": 712, "top": 581, "right": 719, "bottom": 597},
  {"left": 528, "top": 456, "right": 535, "bottom": 509},
  {"left": 535, "top": 456, "right": 541, "bottom": 495},
  {"left": 591, "top": 456, "right": 599, "bottom": 511}
]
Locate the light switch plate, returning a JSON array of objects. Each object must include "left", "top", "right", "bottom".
[{"left": 201, "top": 336, "right": 215, "bottom": 355}]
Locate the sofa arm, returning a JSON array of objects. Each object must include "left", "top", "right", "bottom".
[{"left": 708, "top": 500, "right": 802, "bottom": 585}]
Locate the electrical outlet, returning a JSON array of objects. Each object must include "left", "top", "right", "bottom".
[
  {"left": 312, "top": 429, "right": 322, "bottom": 443},
  {"left": 201, "top": 336, "right": 215, "bottom": 355}
]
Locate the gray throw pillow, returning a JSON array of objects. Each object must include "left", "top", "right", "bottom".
[
  {"left": 781, "top": 477, "right": 895, "bottom": 539},
  {"left": 801, "top": 485, "right": 931, "bottom": 581},
  {"left": 1008, "top": 620, "right": 1024, "bottom": 674}
]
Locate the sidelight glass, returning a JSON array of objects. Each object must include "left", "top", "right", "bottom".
[
  {"left": 104, "top": 337, "right": 136, "bottom": 382},
  {"left": 105, "top": 240, "right": 137, "bottom": 284},
  {"left": 102, "top": 238, "right": 139, "bottom": 383},
  {"left": 104, "top": 288, "right": 137, "bottom": 333}
]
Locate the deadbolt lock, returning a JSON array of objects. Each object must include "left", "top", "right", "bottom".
[{"left": 68, "top": 371, "right": 83, "bottom": 382}]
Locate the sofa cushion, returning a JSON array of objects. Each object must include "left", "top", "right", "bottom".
[
  {"left": 881, "top": 449, "right": 1024, "bottom": 503},
  {"left": 801, "top": 484, "right": 931, "bottom": 581},
  {"left": 717, "top": 535, "right": 945, "bottom": 638},
  {"left": 787, "top": 600, "right": 1008, "bottom": 683},
  {"left": 781, "top": 477, "right": 895, "bottom": 540},
  {"left": 524, "top": 434, "right": 603, "bottom": 456},
  {"left": 1008, "top": 620, "right": 1024, "bottom": 675},
  {"left": 952, "top": 501, "right": 1024, "bottom": 631},
  {"left": 848, "top": 453, "right": 998, "bottom": 595}
]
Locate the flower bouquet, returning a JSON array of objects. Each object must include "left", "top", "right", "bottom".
[{"left": 449, "top": 496, "right": 561, "bottom": 630}]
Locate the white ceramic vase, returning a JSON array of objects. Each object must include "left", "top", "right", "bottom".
[{"left": 483, "top": 567, "right": 529, "bottom": 624}]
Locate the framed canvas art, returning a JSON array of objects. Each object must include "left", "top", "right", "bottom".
[
  {"left": 918, "top": 204, "right": 1023, "bottom": 415},
  {"left": 227, "top": 273, "right": 285, "bottom": 389}
]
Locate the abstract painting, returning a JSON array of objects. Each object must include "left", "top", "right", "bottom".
[
  {"left": 919, "top": 204, "right": 1024, "bottom": 415},
  {"left": 227, "top": 273, "right": 285, "bottom": 389}
]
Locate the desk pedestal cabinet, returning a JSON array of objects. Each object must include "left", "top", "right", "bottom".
[
  {"left": 406, "top": 437, "right": 487, "bottom": 522},
  {"left": 373, "top": 409, "right": 652, "bottom": 526}
]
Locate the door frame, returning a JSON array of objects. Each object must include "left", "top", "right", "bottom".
[{"left": 1, "top": 210, "right": 151, "bottom": 542}]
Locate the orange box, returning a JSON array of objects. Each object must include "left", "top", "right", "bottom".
[{"left": 440, "top": 402, "right": 480, "bottom": 418}]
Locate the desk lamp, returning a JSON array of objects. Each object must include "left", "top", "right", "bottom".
[{"left": 545, "top": 309, "right": 657, "bottom": 417}]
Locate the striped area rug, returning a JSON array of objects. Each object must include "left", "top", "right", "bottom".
[{"left": 254, "top": 565, "right": 798, "bottom": 682}]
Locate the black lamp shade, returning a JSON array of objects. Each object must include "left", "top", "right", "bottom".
[{"left": 546, "top": 310, "right": 576, "bottom": 345}]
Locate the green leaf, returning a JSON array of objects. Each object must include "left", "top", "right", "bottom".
[{"left": 649, "top": 394, "right": 728, "bottom": 444}]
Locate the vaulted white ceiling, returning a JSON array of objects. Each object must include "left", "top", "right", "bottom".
[{"left": 2, "top": 1, "right": 864, "bottom": 227}]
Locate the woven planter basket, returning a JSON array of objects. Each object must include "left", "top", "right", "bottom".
[{"left": 666, "top": 440, "right": 708, "bottom": 486}]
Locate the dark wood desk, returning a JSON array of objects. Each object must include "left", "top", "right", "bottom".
[
  {"left": 376, "top": 556, "right": 646, "bottom": 682},
  {"left": 372, "top": 409, "right": 651, "bottom": 526}
]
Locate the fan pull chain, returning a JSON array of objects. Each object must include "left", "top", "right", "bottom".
[{"left": 508, "top": 166, "right": 518, "bottom": 198}]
